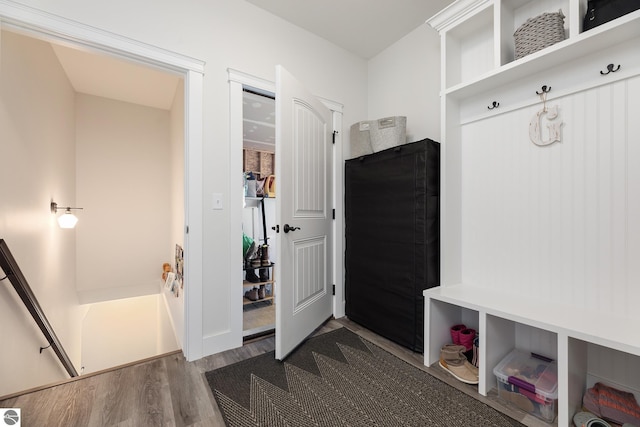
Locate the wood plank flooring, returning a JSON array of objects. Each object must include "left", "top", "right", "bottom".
[
  {"left": 0, "top": 318, "right": 549, "bottom": 427},
  {"left": 242, "top": 301, "right": 274, "bottom": 333}
]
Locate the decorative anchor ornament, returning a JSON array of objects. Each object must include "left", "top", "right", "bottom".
[{"left": 529, "top": 85, "right": 563, "bottom": 146}]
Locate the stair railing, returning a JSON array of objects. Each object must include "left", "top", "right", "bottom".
[{"left": 0, "top": 239, "right": 78, "bottom": 377}]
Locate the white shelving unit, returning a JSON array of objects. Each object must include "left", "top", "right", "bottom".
[{"left": 426, "top": 1, "right": 640, "bottom": 425}]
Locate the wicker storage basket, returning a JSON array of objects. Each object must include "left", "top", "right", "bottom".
[{"left": 514, "top": 10, "right": 566, "bottom": 59}]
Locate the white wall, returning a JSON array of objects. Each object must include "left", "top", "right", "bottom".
[
  {"left": 75, "top": 94, "right": 172, "bottom": 303},
  {"left": 80, "top": 294, "right": 177, "bottom": 374},
  {"left": 367, "top": 24, "right": 441, "bottom": 144},
  {"left": 2, "top": 0, "right": 449, "bottom": 360},
  {"left": 0, "top": 30, "right": 86, "bottom": 396},
  {"left": 162, "top": 80, "right": 185, "bottom": 348},
  {"left": 3, "top": 0, "right": 369, "bottom": 357}
]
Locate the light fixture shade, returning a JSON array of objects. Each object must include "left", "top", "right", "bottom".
[{"left": 57, "top": 211, "right": 79, "bottom": 228}]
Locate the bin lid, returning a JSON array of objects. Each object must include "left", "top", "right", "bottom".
[{"left": 493, "top": 348, "right": 558, "bottom": 399}]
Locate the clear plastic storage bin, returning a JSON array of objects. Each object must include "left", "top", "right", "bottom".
[{"left": 493, "top": 349, "right": 558, "bottom": 423}]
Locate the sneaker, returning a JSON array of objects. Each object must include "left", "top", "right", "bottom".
[
  {"left": 573, "top": 411, "right": 611, "bottom": 427},
  {"left": 439, "top": 344, "right": 479, "bottom": 384}
]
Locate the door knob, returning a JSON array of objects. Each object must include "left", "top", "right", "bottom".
[{"left": 283, "top": 224, "right": 300, "bottom": 233}]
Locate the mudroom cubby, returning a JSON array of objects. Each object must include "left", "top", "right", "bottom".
[
  {"left": 425, "top": 299, "right": 479, "bottom": 366},
  {"left": 436, "top": 0, "right": 640, "bottom": 97},
  {"left": 442, "top": 2, "right": 494, "bottom": 88},
  {"left": 425, "top": 286, "right": 640, "bottom": 425},
  {"left": 565, "top": 338, "right": 640, "bottom": 417},
  {"left": 427, "top": 1, "right": 640, "bottom": 425}
]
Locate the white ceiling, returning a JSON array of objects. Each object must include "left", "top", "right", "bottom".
[
  {"left": 48, "top": 0, "right": 454, "bottom": 147},
  {"left": 52, "top": 44, "right": 181, "bottom": 110},
  {"left": 245, "top": 0, "right": 454, "bottom": 58},
  {"left": 243, "top": 91, "right": 276, "bottom": 152}
]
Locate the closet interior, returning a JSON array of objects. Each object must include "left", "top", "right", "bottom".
[{"left": 242, "top": 89, "right": 276, "bottom": 338}]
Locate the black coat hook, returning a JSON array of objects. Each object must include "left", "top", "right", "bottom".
[
  {"left": 536, "top": 85, "right": 551, "bottom": 95},
  {"left": 600, "top": 63, "right": 620, "bottom": 75},
  {"left": 487, "top": 101, "right": 500, "bottom": 110}
]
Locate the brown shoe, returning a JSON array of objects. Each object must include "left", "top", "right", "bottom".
[
  {"left": 439, "top": 344, "right": 479, "bottom": 384},
  {"left": 245, "top": 288, "right": 259, "bottom": 301},
  {"left": 261, "top": 245, "right": 270, "bottom": 266}
]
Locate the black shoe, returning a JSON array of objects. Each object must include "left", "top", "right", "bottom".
[
  {"left": 259, "top": 268, "right": 269, "bottom": 282},
  {"left": 245, "top": 270, "right": 260, "bottom": 283}
]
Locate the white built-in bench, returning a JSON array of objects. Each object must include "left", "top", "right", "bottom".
[{"left": 424, "top": 284, "right": 640, "bottom": 426}]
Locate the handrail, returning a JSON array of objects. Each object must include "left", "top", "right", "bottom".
[{"left": 0, "top": 239, "right": 78, "bottom": 377}]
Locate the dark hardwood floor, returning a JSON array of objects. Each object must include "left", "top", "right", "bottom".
[{"left": 0, "top": 318, "right": 548, "bottom": 427}]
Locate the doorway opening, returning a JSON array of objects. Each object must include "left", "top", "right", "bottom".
[
  {"left": 228, "top": 67, "right": 344, "bottom": 356},
  {"left": 0, "top": 3, "right": 205, "bottom": 395},
  {"left": 241, "top": 88, "right": 276, "bottom": 339}
]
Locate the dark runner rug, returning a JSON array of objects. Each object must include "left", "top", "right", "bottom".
[{"left": 205, "top": 327, "right": 524, "bottom": 427}]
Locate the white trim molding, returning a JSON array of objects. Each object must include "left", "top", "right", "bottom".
[
  {"left": 1, "top": 0, "right": 206, "bottom": 361},
  {"left": 0, "top": 0, "right": 204, "bottom": 73}
]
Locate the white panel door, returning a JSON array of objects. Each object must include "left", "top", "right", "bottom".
[{"left": 275, "top": 65, "right": 333, "bottom": 360}]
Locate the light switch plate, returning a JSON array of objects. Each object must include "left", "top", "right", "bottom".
[{"left": 212, "top": 193, "right": 223, "bottom": 210}]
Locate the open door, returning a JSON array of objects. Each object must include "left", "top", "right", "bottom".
[{"left": 275, "top": 66, "right": 333, "bottom": 360}]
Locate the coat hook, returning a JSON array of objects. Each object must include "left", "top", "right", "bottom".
[
  {"left": 536, "top": 85, "right": 551, "bottom": 95},
  {"left": 487, "top": 101, "right": 500, "bottom": 110},
  {"left": 600, "top": 63, "right": 621, "bottom": 75}
]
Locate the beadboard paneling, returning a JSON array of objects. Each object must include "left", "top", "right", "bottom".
[{"left": 460, "top": 75, "right": 639, "bottom": 318}]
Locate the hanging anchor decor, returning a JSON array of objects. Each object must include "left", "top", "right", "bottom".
[{"left": 529, "top": 85, "right": 563, "bottom": 146}]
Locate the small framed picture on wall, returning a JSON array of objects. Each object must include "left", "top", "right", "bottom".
[{"left": 175, "top": 244, "right": 184, "bottom": 290}]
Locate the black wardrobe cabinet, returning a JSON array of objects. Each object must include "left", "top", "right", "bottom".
[{"left": 345, "top": 138, "right": 440, "bottom": 353}]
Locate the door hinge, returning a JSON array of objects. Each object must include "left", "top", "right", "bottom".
[
  {"left": 332, "top": 284, "right": 335, "bottom": 295},
  {"left": 185, "top": 225, "right": 189, "bottom": 234},
  {"left": 332, "top": 209, "right": 335, "bottom": 220},
  {"left": 332, "top": 130, "right": 338, "bottom": 144}
]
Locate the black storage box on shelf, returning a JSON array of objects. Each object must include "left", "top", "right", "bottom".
[
  {"left": 345, "top": 138, "right": 440, "bottom": 353},
  {"left": 583, "top": 0, "right": 640, "bottom": 31}
]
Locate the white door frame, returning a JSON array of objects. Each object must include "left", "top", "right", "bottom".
[
  {"left": 228, "top": 68, "right": 344, "bottom": 345},
  {"left": 0, "top": 0, "right": 206, "bottom": 361}
]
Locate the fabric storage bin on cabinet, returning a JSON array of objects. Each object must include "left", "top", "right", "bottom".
[
  {"left": 494, "top": 349, "right": 558, "bottom": 423},
  {"left": 349, "top": 121, "right": 373, "bottom": 159},
  {"left": 369, "top": 116, "right": 406, "bottom": 152}
]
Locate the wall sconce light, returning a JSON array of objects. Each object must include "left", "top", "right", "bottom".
[{"left": 50, "top": 201, "right": 83, "bottom": 229}]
